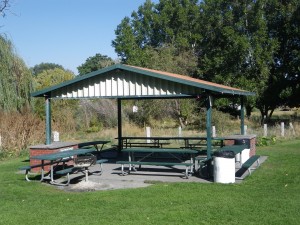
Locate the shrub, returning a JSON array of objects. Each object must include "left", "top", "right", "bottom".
[{"left": 0, "top": 110, "right": 44, "bottom": 157}]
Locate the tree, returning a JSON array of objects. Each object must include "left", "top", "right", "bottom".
[
  {"left": 31, "top": 63, "right": 64, "bottom": 76},
  {"left": 76, "top": 54, "right": 116, "bottom": 129},
  {"left": 0, "top": 0, "right": 10, "bottom": 17},
  {"left": 0, "top": 35, "right": 32, "bottom": 112},
  {"left": 112, "top": 0, "right": 201, "bottom": 64},
  {"left": 112, "top": 0, "right": 201, "bottom": 127},
  {"left": 77, "top": 53, "right": 115, "bottom": 75},
  {"left": 263, "top": 0, "right": 300, "bottom": 109},
  {"left": 33, "top": 68, "right": 78, "bottom": 132},
  {"left": 197, "top": 0, "right": 279, "bottom": 122},
  {"left": 112, "top": 0, "right": 300, "bottom": 125}
]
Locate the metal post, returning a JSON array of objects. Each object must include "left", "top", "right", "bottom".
[
  {"left": 45, "top": 97, "right": 51, "bottom": 145},
  {"left": 117, "top": 98, "right": 122, "bottom": 150},
  {"left": 240, "top": 96, "right": 245, "bottom": 135},
  {"left": 206, "top": 95, "right": 212, "bottom": 160}
]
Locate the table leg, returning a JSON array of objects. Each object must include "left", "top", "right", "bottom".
[
  {"left": 128, "top": 152, "right": 132, "bottom": 172},
  {"left": 185, "top": 139, "right": 189, "bottom": 148},
  {"left": 40, "top": 160, "right": 45, "bottom": 181},
  {"left": 93, "top": 144, "right": 99, "bottom": 151},
  {"left": 190, "top": 155, "right": 194, "bottom": 174},
  {"left": 85, "top": 167, "right": 89, "bottom": 182},
  {"left": 50, "top": 161, "right": 54, "bottom": 183}
]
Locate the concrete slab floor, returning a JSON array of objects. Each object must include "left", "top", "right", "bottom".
[{"left": 52, "top": 150, "right": 267, "bottom": 192}]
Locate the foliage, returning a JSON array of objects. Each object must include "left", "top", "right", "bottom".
[
  {"left": 112, "top": 0, "right": 300, "bottom": 123},
  {"left": 112, "top": 0, "right": 200, "bottom": 64},
  {"left": 263, "top": 0, "right": 300, "bottom": 107},
  {"left": 77, "top": 53, "right": 115, "bottom": 75},
  {"left": 31, "top": 63, "right": 64, "bottom": 76},
  {"left": 115, "top": 42, "right": 200, "bottom": 127},
  {"left": 197, "top": 0, "right": 277, "bottom": 122},
  {"left": 0, "top": 35, "right": 33, "bottom": 112},
  {"left": 256, "top": 136, "right": 277, "bottom": 147},
  {"left": 77, "top": 99, "right": 118, "bottom": 131},
  {"left": 0, "top": 110, "right": 44, "bottom": 157},
  {"left": 33, "top": 68, "right": 78, "bottom": 132}
]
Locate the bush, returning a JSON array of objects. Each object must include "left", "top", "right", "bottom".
[
  {"left": 256, "top": 136, "right": 277, "bottom": 146},
  {"left": 0, "top": 110, "right": 44, "bottom": 157}
]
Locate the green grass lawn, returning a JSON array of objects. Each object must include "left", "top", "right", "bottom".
[{"left": 0, "top": 140, "right": 299, "bottom": 225}]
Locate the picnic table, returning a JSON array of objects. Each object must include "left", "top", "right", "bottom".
[
  {"left": 78, "top": 140, "right": 110, "bottom": 151},
  {"left": 28, "top": 149, "right": 106, "bottom": 185},
  {"left": 117, "top": 148, "right": 198, "bottom": 178},
  {"left": 120, "top": 136, "right": 171, "bottom": 148},
  {"left": 119, "top": 136, "right": 224, "bottom": 149}
]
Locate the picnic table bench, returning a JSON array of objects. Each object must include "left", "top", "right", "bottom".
[
  {"left": 241, "top": 155, "right": 260, "bottom": 175},
  {"left": 117, "top": 148, "right": 198, "bottom": 178},
  {"left": 117, "top": 161, "right": 193, "bottom": 178},
  {"left": 19, "top": 158, "right": 69, "bottom": 182},
  {"left": 53, "top": 159, "right": 108, "bottom": 185},
  {"left": 20, "top": 149, "right": 108, "bottom": 186}
]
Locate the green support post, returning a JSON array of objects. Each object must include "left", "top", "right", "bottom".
[
  {"left": 117, "top": 99, "right": 122, "bottom": 151},
  {"left": 206, "top": 95, "right": 212, "bottom": 160},
  {"left": 240, "top": 96, "right": 245, "bottom": 135},
  {"left": 45, "top": 97, "right": 51, "bottom": 145}
]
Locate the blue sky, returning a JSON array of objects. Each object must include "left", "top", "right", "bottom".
[{"left": 1, "top": 0, "right": 158, "bottom": 74}]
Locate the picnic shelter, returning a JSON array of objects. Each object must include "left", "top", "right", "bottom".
[{"left": 31, "top": 63, "right": 255, "bottom": 160}]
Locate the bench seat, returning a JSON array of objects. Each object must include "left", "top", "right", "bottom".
[
  {"left": 52, "top": 159, "right": 109, "bottom": 185},
  {"left": 55, "top": 167, "right": 78, "bottom": 175},
  {"left": 242, "top": 155, "right": 260, "bottom": 175},
  {"left": 93, "top": 159, "right": 108, "bottom": 175},
  {"left": 52, "top": 167, "right": 81, "bottom": 186},
  {"left": 125, "top": 142, "right": 170, "bottom": 148},
  {"left": 19, "top": 160, "right": 61, "bottom": 182},
  {"left": 116, "top": 161, "right": 193, "bottom": 178},
  {"left": 235, "top": 155, "right": 260, "bottom": 179}
]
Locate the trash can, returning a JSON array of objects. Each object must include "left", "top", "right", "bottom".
[
  {"left": 213, "top": 151, "right": 235, "bottom": 183},
  {"left": 241, "top": 148, "right": 250, "bottom": 164},
  {"left": 197, "top": 157, "right": 213, "bottom": 179}
]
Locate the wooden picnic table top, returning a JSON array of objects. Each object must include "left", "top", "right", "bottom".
[
  {"left": 31, "top": 149, "right": 94, "bottom": 161},
  {"left": 122, "top": 148, "right": 198, "bottom": 154}
]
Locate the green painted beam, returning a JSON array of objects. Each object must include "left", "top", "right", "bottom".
[
  {"left": 117, "top": 99, "right": 122, "bottom": 151},
  {"left": 45, "top": 97, "right": 51, "bottom": 145},
  {"left": 240, "top": 96, "right": 245, "bottom": 135},
  {"left": 206, "top": 95, "right": 212, "bottom": 160}
]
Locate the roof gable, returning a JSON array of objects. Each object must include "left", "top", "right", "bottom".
[{"left": 31, "top": 64, "right": 255, "bottom": 98}]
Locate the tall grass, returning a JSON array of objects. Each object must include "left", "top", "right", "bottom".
[
  {"left": 0, "top": 111, "right": 44, "bottom": 157},
  {"left": 0, "top": 108, "right": 299, "bottom": 159}
]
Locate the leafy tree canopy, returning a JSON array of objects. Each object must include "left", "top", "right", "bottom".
[
  {"left": 33, "top": 68, "right": 78, "bottom": 127},
  {"left": 31, "top": 63, "right": 64, "bottom": 76},
  {"left": 0, "top": 35, "right": 32, "bottom": 112},
  {"left": 112, "top": 0, "right": 201, "bottom": 64},
  {"left": 77, "top": 53, "right": 115, "bottom": 75},
  {"left": 112, "top": 0, "right": 300, "bottom": 123}
]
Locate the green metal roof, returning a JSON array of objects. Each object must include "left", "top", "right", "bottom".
[{"left": 31, "top": 64, "right": 255, "bottom": 98}]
